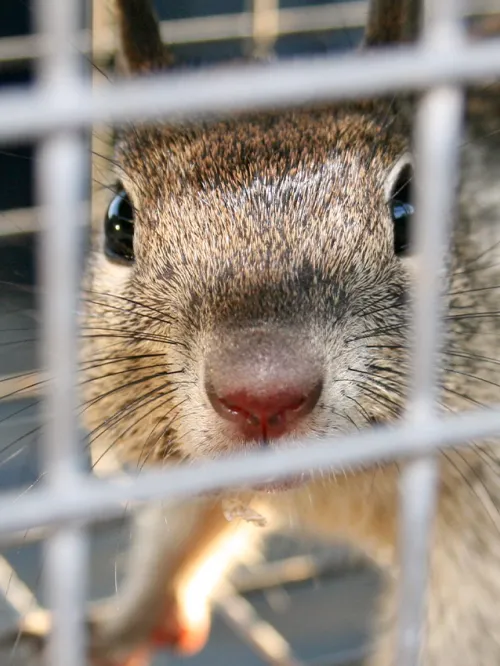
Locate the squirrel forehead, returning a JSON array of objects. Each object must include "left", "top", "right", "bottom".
[
  {"left": 110, "top": 106, "right": 409, "bottom": 317},
  {"left": 116, "top": 103, "right": 409, "bottom": 199}
]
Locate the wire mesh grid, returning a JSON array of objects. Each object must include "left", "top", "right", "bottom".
[{"left": 0, "top": 0, "right": 500, "bottom": 665}]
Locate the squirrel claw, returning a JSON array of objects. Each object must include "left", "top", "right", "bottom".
[
  {"left": 150, "top": 609, "right": 210, "bottom": 655},
  {"left": 111, "top": 612, "right": 208, "bottom": 666}
]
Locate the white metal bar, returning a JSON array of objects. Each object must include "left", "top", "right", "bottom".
[
  {"left": 410, "top": 88, "right": 465, "bottom": 416},
  {"left": 42, "top": 527, "right": 87, "bottom": 666},
  {"left": 0, "top": 38, "right": 500, "bottom": 142},
  {"left": 0, "top": 407, "right": 499, "bottom": 539},
  {"left": 396, "top": 1, "right": 466, "bottom": 664},
  {"left": 34, "top": 0, "right": 88, "bottom": 663},
  {"left": 251, "top": 0, "right": 280, "bottom": 58},
  {"left": 37, "top": 134, "right": 88, "bottom": 661},
  {"left": 35, "top": 0, "right": 84, "bottom": 489},
  {"left": 1, "top": 0, "right": 499, "bottom": 65},
  {"left": 0, "top": 2, "right": 498, "bottom": 664},
  {"left": 397, "top": 457, "right": 440, "bottom": 666}
]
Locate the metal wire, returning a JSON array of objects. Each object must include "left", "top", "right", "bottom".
[
  {"left": 0, "top": 0, "right": 499, "bottom": 66},
  {"left": 396, "top": 1, "right": 466, "bottom": 662},
  {"left": 1, "top": 37, "right": 500, "bottom": 143},
  {"left": 1, "top": 407, "right": 500, "bottom": 538},
  {"left": 1, "top": 0, "right": 500, "bottom": 665},
  {"left": 34, "top": 0, "right": 88, "bottom": 662}
]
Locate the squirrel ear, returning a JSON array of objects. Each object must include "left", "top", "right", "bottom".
[
  {"left": 114, "top": 0, "right": 174, "bottom": 74},
  {"left": 363, "top": 0, "right": 422, "bottom": 47}
]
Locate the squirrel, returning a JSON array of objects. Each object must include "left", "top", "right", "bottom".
[{"left": 78, "top": 1, "right": 500, "bottom": 664}]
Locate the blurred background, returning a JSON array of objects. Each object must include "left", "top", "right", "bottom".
[{"left": 0, "top": 2, "right": 497, "bottom": 665}]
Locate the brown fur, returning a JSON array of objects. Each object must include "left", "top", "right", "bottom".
[{"left": 81, "top": 2, "right": 500, "bottom": 664}]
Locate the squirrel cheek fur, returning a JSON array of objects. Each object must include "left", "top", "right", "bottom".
[{"left": 80, "top": 1, "right": 500, "bottom": 664}]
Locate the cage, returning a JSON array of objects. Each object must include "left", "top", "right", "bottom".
[{"left": 0, "top": 1, "right": 500, "bottom": 665}]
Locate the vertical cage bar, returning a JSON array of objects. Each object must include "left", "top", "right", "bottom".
[
  {"left": 410, "top": 0, "right": 465, "bottom": 414},
  {"left": 33, "top": 0, "right": 89, "bottom": 664},
  {"left": 396, "top": 1, "right": 465, "bottom": 665},
  {"left": 251, "top": 0, "right": 279, "bottom": 58},
  {"left": 397, "top": 87, "right": 464, "bottom": 666},
  {"left": 36, "top": 132, "right": 86, "bottom": 481}
]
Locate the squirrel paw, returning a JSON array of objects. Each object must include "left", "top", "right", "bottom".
[{"left": 150, "top": 595, "right": 210, "bottom": 655}]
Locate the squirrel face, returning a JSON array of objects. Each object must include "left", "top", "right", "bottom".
[
  {"left": 82, "top": 103, "right": 415, "bottom": 468},
  {"left": 81, "top": 0, "right": 500, "bottom": 488}
]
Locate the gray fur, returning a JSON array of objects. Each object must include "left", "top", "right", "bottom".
[{"left": 80, "top": 1, "right": 500, "bottom": 663}]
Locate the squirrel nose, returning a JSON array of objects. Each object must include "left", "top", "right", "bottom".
[
  {"left": 206, "top": 382, "right": 322, "bottom": 440},
  {"left": 204, "top": 329, "right": 323, "bottom": 441}
]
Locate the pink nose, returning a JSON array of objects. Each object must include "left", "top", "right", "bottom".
[
  {"left": 204, "top": 329, "right": 323, "bottom": 442},
  {"left": 206, "top": 383, "right": 322, "bottom": 440}
]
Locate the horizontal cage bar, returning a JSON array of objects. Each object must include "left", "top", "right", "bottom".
[{"left": 0, "top": 39, "right": 500, "bottom": 142}]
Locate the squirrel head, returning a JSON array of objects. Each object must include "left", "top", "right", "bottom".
[{"left": 82, "top": 1, "right": 425, "bottom": 469}]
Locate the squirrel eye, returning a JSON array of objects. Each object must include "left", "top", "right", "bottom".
[
  {"left": 390, "top": 165, "right": 414, "bottom": 256},
  {"left": 104, "top": 190, "right": 135, "bottom": 263}
]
